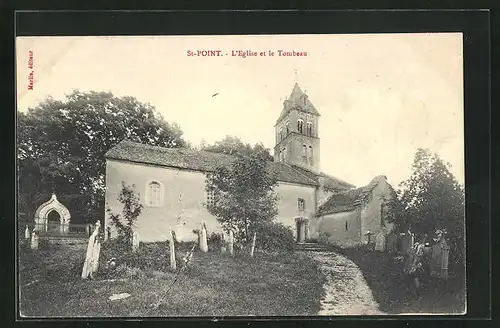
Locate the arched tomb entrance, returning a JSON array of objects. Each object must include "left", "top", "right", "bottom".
[{"left": 34, "top": 194, "right": 71, "bottom": 233}]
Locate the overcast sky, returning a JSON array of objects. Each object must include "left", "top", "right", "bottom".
[{"left": 16, "top": 34, "right": 464, "bottom": 188}]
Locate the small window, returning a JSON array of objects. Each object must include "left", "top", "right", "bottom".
[
  {"left": 345, "top": 221, "right": 348, "bottom": 231},
  {"left": 309, "top": 146, "right": 313, "bottom": 164},
  {"left": 282, "top": 147, "right": 286, "bottom": 161},
  {"left": 279, "top": 128, "right": 283, "bottom": 141},
  {"left": 298, "top": 198, "right": 305, "bottom": 211},
  {"left": 302, "top": 144, "right": 307, "bottom": 162},
  {"left": 206, "top": 188, "right": 215, "bottom": 208},
  {"left": 297, "top": 119, "right": 304, "bottom": 134},
  {"left": 285, "top": 121, "right": 290, "bottom": 134},
  {"left": 146, "top": 181, "right": 163, "bottom": 207}
]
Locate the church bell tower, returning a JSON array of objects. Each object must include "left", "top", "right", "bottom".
[{"left": 274, "top": 83, "right": 321, "bottom": 172}]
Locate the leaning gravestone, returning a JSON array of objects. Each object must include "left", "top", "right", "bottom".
[
  {"left": 228, "top": 230, "right": 234, "bottom": 256},
  {"left": 374, "top": 232, "right": 386, "bottom": 252},
  {"left": 81, "top": 221, "right": 101, "bottom": 279}
]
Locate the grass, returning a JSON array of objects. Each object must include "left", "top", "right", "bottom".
[
  {"left": 18, "top": 241, "right": 326, "bottom": 317},
  {"left": 335, "top": 246, "right": 466, "bottom": 314}
]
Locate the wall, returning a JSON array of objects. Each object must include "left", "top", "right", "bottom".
[
  {"left": 360, "top": 178, "right": 395, "bottom": 243},
  {"left": 317, "top": 210, "right": 362, "bottom": 247},
  {"left": 106, "top": 159, "right": 318, "bottom": 243},
  {"left": 274, "top": 181, "right": 317, "bottom": 238},
  {"left": 105, "top": 159, "right": 222, "bottom": 243}
]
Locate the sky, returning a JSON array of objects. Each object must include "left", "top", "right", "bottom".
[{"left": 16, "top": 34, "right": 464, "bottom": 188}]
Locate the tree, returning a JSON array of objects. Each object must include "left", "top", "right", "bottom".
[
  {"left": 18, "top": 90, "right": 186, "bottom": 224},
  {"left": 201, "top": 135, "right": 274, "bottom": 161},
  {"left": 396, "top": 148, "right": 465, "bottom": 241},
  {"left": 106, "top": 182, "right": 143, "bottom": 248},
  {"left": 205, "top": 149, "right": 279, "bottom": 242}
]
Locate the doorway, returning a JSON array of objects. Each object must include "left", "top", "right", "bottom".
[
  {"left": 47, "top": 210, "right": 61, "bottom": 232},
  {"left": 295, "top": 218, "right": 308, "bottom": 243}
]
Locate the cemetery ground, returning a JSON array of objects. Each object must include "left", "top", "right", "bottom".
[
  {"left": 335, "top": 246, "right": 466, "bottom": 314},
  {"left": 18, "top": 241, "right": 326, "bottom": 317}
]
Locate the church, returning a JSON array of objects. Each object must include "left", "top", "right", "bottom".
[{"left": 104, "top": 83, "right": 394, "bottom": 246}]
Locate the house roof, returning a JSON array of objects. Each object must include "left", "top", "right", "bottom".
[
  {"left": 316, "top": 175, "right": 388, "bottom": 216},
  {"left": 276, "top": 83, "right": 321, "bottom": 124},
  {"left": 291, "top": 165, "right": 356, "bottom": 191},
  {"left": 105, "top": 140, "right": 319, "bottom": 187}
]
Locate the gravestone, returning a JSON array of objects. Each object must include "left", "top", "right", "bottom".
[
  {"left": 30, "top": 232, "right": 39, "bottom": 250},
  {"left": 169, "top": 228, "right": 176, "bottom": 271},
  {"left": 250, "top": 232, "right": 257, "bottom": 258},
  {"left": 228, "top": 230, "right": 234, "bottom": 256},
  {"left": 81, "top": 221, "right": 101, "bottom": 279},
  {"left": 132, "top": 231, "right": 139, "bottom": 251},
  {"left": 401, "top": 232, "right": 414, "bottom": 254},
  {"left": 430, "top": 243, "right": 442, "bottom": 276},
  {"left": 386, "top": 233, "right": 397, "bottom": 253},
  {"left": 375, "top": 232, "right": 386, "bottom": 252},
  {"left": 440, "top": 242, "right": 450, "bottom": 279},
  {"left": 199, "top": 222, "right": 208, "bottom": 253}
]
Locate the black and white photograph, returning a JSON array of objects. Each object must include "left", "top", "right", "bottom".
[{"left": 16, "top": 32, "right": 466, "bottom": 317}]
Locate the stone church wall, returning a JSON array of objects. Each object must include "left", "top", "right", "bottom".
[
  {"left": 105, "top": 159, "right": 318, "bottom": 243},
  {"left": 274, "top": 182, "right": 317, "bottom": 238},
  {"left": 317, "top": 210, "right": 362, "bottom": 247},
  {"left": 105, "top": 159, "right": 222, "bottom": 243}
]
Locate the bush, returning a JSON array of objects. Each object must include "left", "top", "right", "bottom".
[
  {"left": 207, "top": 232, "right": 222, "bottom": 249},
  {"left": 253, "top": 222, "right": 295, "bottom": 251},
  {"left": 318, "top": 231, "right": 331, "bottom": 244}
]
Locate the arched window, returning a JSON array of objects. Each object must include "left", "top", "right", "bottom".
[
  {"left": 345, "top": 220, "right": 348, "bottom": 231},
  {"left": 306, "top": 122, "right": 313, "bottom": 136},
  {"left": 302, "top": 144, "right": 307, "bottom": 162},
  {"left": 146, "top": 181, "right": 163, "bottom": 207},
  {"left": 282, "top": 147, "right": 286, "bottom": 161},
  {"left": 279, "top": 128, "right": 283, "bottom": 141},
  {"left": 285, "top": 121, "right": 290, "bottom": 134},
  {"left": 297, "top": 119, "right": 304, "bottom": 134},
  {"left": 309, "top": 146, "right": 313, "bottom": 164}
]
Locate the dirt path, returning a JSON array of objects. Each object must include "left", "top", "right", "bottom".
[{"left": 310, "top": 251, "right": 386, "bottom": 315}]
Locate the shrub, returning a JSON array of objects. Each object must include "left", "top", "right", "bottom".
[
  {"left": 207, "top": 232, "right": 222, "bottom": 249},
  {"left": 318, "top": 231, "right": 331, "bottom": 244},
  {"left": 252, "top": 222, "right": 295, "bottom": 251}
]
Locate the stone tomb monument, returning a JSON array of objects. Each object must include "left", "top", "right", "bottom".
[{"left": 34, "top": 193, "right": 71, "bottom": 233}]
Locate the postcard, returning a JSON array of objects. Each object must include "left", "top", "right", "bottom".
[{"left": 17, "top": 33, "right": 465, "bottom": 317}]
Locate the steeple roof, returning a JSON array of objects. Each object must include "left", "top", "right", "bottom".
[{"left": 276, "top": 83, "right": 321, "bottom": 125}]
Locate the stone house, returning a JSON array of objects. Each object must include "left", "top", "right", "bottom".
[{"left": 104, "top": 83, "right": 393, "bottom": 245}]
